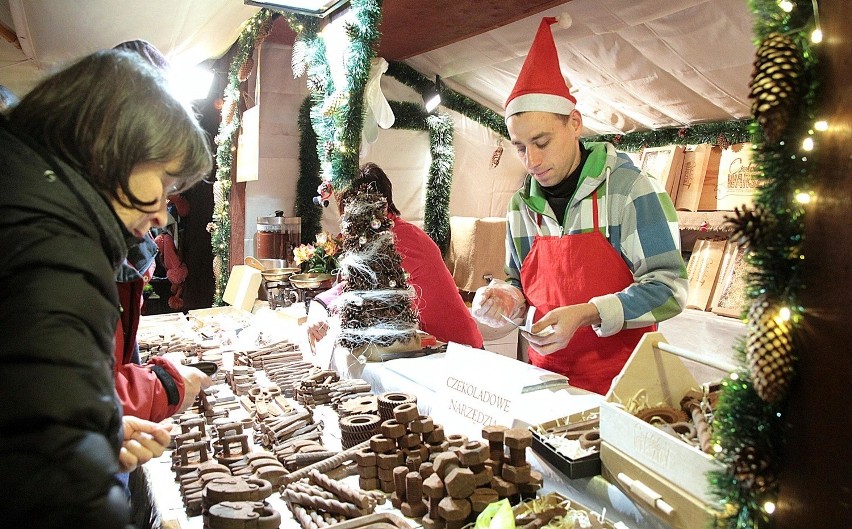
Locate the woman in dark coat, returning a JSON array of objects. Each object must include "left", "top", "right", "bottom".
[{"left": 0, "top": 49, "right": 212, "bottom": 528}]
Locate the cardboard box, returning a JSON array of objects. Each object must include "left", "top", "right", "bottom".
[
  {"left": 640, "top": 145, "right": 685, "bottom": 203},
  {"left": 675, "top": 144, "right": 722, "bottom": 211},
  {"left": 685, "top": 238, "right": 727, "bottom": 311},
  {"left": 601, "top": 442, "right": 721, "bottom": 529},
  {"left": 530, "top": 409, "right": 601, "bottom": 479},
  {"left": 600, "top": 332, "right": 726, "bottom": 505},
  {"left": 716, "top": 143, "right": 765, "bottom": 210}
]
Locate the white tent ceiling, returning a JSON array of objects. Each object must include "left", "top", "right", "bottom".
[{"left": 0, "top": 0, "right": 756, "bottom": 135}]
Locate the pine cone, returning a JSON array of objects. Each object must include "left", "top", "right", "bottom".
[
  {"left": 223, "top": 100, "right": 237, "bottom": 127},
  {"left": 746, "top": 296, "right": 795, "bottom": 404},
  {"left": 726, "top": 204, "right": 775, "bottom": 251},
  {"left": 748, "top": 33, "right": 804, "bottom": 142},
  {"left": 733, "top": 445, "right": 776, "bottom": 493},
  {"left": 490, "top": 144, "right": 504, "bottom": 169},
  {"left": 716, "top": 132, "right": 730, "bottom": 150},
  {"left": 238, "top": 56, "right": 255, "bottom": 82}
]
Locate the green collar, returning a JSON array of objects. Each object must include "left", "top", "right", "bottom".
[{"left": 525, "top": 142, "right": 608, "bottom": 214}]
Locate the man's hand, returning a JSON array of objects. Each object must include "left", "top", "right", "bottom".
[
  {"left": 118, "top": 416, "right": 171, "bottom": 472},
  {"left": 174, "top": 363, "right": 212, "bottom": 414},
  {"left": 471, "top": 280, "right": 526, "bottom": 328},
  {"left": 523, "top": 303, "right": 601, "bottom": 355}
]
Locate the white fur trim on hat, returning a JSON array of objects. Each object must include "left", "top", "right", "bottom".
[{"left": 505, "top": 93, "right": 576, "bottom": 119}]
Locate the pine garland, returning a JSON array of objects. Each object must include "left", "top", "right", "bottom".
[
  {"left": 210, "top": 9, "right": 274, "bottom": 305},
  {"left": 295, "top": 97, "right": 323, "bottom": 243},
  {"left": 708, "top": 1, "right": 819, "bottom": 527},
  {"left": 386, "top": 61, "right": 509, "bottom": 138},
  {"left": 585, "top": 120, "right": 754, "bottom": 152}
]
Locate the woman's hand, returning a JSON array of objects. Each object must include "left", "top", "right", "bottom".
[
  {"left": 118, "top": 416, "right": 171, "bottom": 472},
  {"left": 307, "top": 320, "right": 329, "bottom": 354}
]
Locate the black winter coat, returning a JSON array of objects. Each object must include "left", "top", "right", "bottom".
[{"left": 0, "top": 118, "right": 133, "bottom": 528}]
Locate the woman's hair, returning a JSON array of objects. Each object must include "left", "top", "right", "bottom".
[
  {"left": 112, "top": 39, "right": 170, "bottom": 70},
  {"left": 343, "top": 162, "right": 401, "bottom": 215},
  {"left": 7, "top": 49, "right": 211, "bottom": 210}
]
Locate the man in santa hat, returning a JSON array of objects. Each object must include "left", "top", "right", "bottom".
[{"left": 472, "top": 16, "right": 687, "bottom": 395}]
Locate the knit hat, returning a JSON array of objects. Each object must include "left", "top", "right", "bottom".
[{"left": 505, "top": 15, "right": 575, "bottom": 119}]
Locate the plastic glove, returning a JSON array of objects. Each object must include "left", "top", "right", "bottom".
[
  {"left": 474, "top": 498, "right": 515, "bottom": 529},
  {"left": 471, "top": 278, "right": 526, "bottom": 328}
]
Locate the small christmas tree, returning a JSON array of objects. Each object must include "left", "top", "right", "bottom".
[{"left": 335, "top": 185, "right": 419, "bottom": 357}]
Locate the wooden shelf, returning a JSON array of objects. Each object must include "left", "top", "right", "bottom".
[{"left": 677, "top": 210, "right": 733, "bottom": 252}]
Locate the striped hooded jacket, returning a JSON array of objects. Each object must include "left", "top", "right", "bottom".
[{"left": 505, "top": 141, "right": 688, "bottom": 337}]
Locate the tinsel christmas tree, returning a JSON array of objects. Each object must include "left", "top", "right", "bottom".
[{"left": 335, "top": 186, "right": 419, "bottom": 356}]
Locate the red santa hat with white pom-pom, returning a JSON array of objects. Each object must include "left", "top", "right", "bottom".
[{"left": 504, "top": 13, "right": 575, "bottom": 119}]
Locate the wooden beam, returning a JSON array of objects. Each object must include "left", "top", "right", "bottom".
[{"left": 0, "top": 21, "right": 21, "bottom": 49}]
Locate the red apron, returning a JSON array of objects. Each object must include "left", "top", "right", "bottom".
[{"left": 521, "top": 191, "right": 654, "bottom": 394}]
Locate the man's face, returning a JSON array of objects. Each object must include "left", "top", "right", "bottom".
[{"left": 507, "top": 110, "right": 583, "bottom": 187}]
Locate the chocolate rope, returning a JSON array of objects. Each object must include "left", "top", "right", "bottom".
[
  {"left": 290, "top": 503, "right": 321, "bottom": 529},
  {"left": 281, "top": 439, "right": 371, "bottom": 485},
  {"left": 281, "top": 487, "right": 365, "bottom": 517},
  {"left": 309, "top": 469, "right": 370, "bottom": 509}
]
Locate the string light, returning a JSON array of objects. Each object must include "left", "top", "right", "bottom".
[
  {"left": 778, "top": 307, "right": 792, "bottom": 321},
  {"left": 802, "top": 137, "right": 814, "bottom": 151},
  {"left": 778, "top": 0, "right": 794, "bottom": 12},
  {"left": 814, "top": 120, "right": 828, "bottom": 131},
  {"left": 764, "top": 501, "right": 777, "bottom": 514},
  {"left": 795, "top": 191, "right": 812, "bottom": 204},
  {"left": 811, "top": 28, "right": 823, "bottom": 43}
]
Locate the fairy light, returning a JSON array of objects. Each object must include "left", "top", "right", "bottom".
[
  {"left": 802, "top": 137, "right": 814, "bottom": 151},
  {"left": 713, "top": 444, "right": 723, "bottom": 454},
  {"left": 811, "top": 28, "right": 823, "bottom": 43},
  {"left": 795, "top": 191, "right": 812, "bottom": 204},
  {"left": 779, "top": 307, "right": 792, "bottom": 321},
  {"left": 778, "top": 0, "right": 794, "bottom": 12},
  {"left": 814, "top": 120, "right": 828, "bottom": 131},
  {"left": 764, "top": 501, "right": 776, "bottom": 514}
]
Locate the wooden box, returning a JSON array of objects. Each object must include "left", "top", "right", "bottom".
[
  {"left": 601, "top": 442, "right": 721, "bottom": 529},
  {"left": 600, "top": 332, "right": 726, "bottom": 506},
  {"left": 222, "top": 265, "right": 263, "bottom": 312},
  {"left": 716, "top": 143, "right": 765, "bottom": 210},
  {"left": 675, "top": 144, "right": 722, "bottom": 211},
  {"left": 685, "top": 238, "right": 727, "bottom": 311},
  {"left": 640, "top": 145, "right": 685, "bottom": 202},
  {"left": 711, "top": 242, "right": 755, "bottom": 318}
]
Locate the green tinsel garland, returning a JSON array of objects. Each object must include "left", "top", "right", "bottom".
[
  {"left": 708, "top": 1, "right": 818, "bottom": 527},
  {"left": 210, "top": 9, "right": 274, "bottom": 305},
  {"left": 295, "top": 97, "right": 323, "bottom": 243},
  {"left": 586, "top": 120, "right": 754, "bottom": 152},
  {"left": 387, "top": 61, "right": 509, "bottom": 138}
]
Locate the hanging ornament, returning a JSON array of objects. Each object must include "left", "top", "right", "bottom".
[
  {"left": 746, "top": 295, "right": 795, "bottom": 404},
  {"left": 748, "top": 32, "right": 804, "bottom": 143},
  {"left": 677, "top": 127, "right": 688, "bottom": 138},
  {"left": 490, "top": 139, "right": 504, "bottom": 169},
  {"left": 733, "top": 444, "right": 776, "bottom": 494},
  {"left": 370, "top": 218, "right": 382, "bottom": 230},
  {"left": 389, "top": 280, "right": 397, "bottom": 288},
  {"left": 237, "top": 56, "right": 255, "bottom": 83},
  {"left": 612, "top": 134, "right": 623, "bottom": 146},
  {"left": 359, "top": 235, "right": 367, "bottom": 245},
  {"left": 726, "top": 204, "right": 776, "bottom": 252}
]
